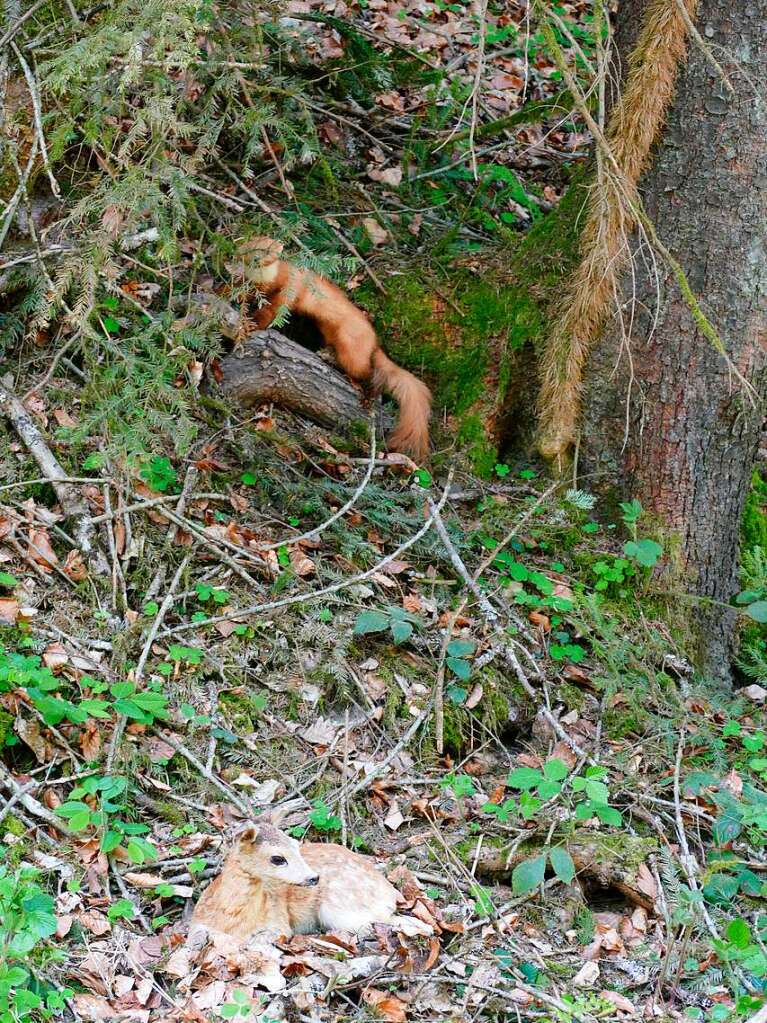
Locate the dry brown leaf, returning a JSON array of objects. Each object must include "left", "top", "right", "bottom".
[
  {"left": 572, "top": 961, "right": 599, "bottom": 988},
  {"left": 528, "top": 610, "right": 550, "bottom": 631},
  {"left": 362, "top": 987, "right": 407, "bottom": 1022},
  {"left": 15, "top": 716, "right": 51, "bottom": 762},
  {"left": 299, "top": 717, "right": 338, "bottom": 746},
  {"left": 80, "top": 720, "right": 101, "bottom": 760},
  {"left": 53, "top": 408, "right": 78, "bottom": 428},
  {"left": 43, "top": 642, "right": 69, "bottom": 671},
  {"left": 63, "top": 549, "right": 88, "bottom": 581},
  {"left": 599, "top": 990, "right": 636, "bottom": 1014},
  {"left": 289, "top": 547, "right": 315, "bottom": 577},
  {"left": 143, "top": 736, "right": 177, "bottom": 763},
  {"left": 26, "top": 394, "right": 48, "bottom": 425},
  {"left": 635, "top": 862, "right": 658, "bottom": 901},
  {"left": 384, "top": 800, "right": 405, "bottom": 831},
  {"left": 465, "top": 683, "right": 483, "bottom": 709},
  {"left": 28, "top": 527, "right": 58, "bottom": 570},
  {"left": 722, "top": 768, "right": 743, "bottom": 797},
  {"left": 214, "top": 620, "right": 238, "bottom": 638},
  {"left": 371, "top": 571, "right": 397, "bottom": 588},
  {"left": 362, "top": 218, "right": 388, "bottom": 246},
  {"left": 71, "top": 994, "right": 116, "bottom": 1021},
  {"left": 369, "top": 165, "right": 403, "bottom": 186},
  {"left": 76, "top": 909, "right": 111, "bottom": 936},
  {"left": 0, "top": 597, "right": 19, "bottom": 624},
  {"left": 113, "top": 520, "right": 126, "bottom": 557}
]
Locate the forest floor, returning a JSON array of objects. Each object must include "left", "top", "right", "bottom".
[
  {"left": 1, "top": 399, "right": 766, "bottom": 1023},
  {"left": 2, "top": 2, "right": 767, "bottom": 1023}
]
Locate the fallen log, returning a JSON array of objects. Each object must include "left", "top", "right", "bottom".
[
  {"left": 457, "top": 830, "right": 658, "bottom": 911},
  {"left": 214, "top": 328, "right": 391, "bottom": 435}
]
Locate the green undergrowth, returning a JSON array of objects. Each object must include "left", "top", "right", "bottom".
[
  {"left": 3, "top": 456, "right": 767, "bottom": 1018},
  {"left": 737, "top": 470, "right": 767, "bottom": 683},
  {"left": 358, "top": 175, "right": 589, "bottom": 473}
]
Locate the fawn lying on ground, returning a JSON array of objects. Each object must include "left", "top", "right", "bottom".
[
  {"left": 190, "top": 821, "right": 399, "bottom": 940},
  {"left": 228, "top": 236, "right": 432, "bottom": 462}
]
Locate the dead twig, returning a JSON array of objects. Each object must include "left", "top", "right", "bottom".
[
  {"left": 0, "top": 379, "right": 108, "bottom": 573},
  {"left": 105, "top": 554, "right": 192, "bottom": 773},
  {"left": 11, "top": 42, "right": 60, "bottom": 198},
  {"left": 0, "top": 762, "right": 69, "bottom": 833},
  {"left": 159, "top": 471, "right": 454, "bottom": 637}
]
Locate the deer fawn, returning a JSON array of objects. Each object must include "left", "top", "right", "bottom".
[{"left": 191, "top": 821, "right": 399, "bottom": 941}]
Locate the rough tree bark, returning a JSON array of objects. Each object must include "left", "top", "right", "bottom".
[
  {"left": 216, "top": 329, "right": 391, "bottom": 435},
  {"left": 580, "top": 0, "right": 767, "bottom": 682}
]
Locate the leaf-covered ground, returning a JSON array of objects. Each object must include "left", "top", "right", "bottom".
[
  {"left": 2, "top": 408, "right": 767, "bottom": 1023},
  {"left": 2, "top": 3, "right": 767, "bottom": 1023}
]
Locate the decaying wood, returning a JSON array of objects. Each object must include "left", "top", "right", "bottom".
[
  {"left": 466, "top": 830, "right": 657, "bottom": 911},
  {"left": 215, "top": 329, "right": 391, "bottom": 435}
]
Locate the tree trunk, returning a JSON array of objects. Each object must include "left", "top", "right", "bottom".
[{"left": 580, "top": 1, "right": 767, "bottom": 682}]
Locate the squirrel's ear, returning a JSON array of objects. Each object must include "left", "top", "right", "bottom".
[{"left": 239, "top": 236, "right": 283, "bottom": 265}]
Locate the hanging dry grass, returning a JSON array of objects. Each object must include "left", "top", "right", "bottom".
[{"left": 535, "top": 0, "right": 698, "bottom": 465}]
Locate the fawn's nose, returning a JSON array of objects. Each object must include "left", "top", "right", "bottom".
[{"left": 303, "top": 875, "right": 320, "bottom": 887}]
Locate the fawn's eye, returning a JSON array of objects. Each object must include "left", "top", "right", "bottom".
[{"left": 270, "top": 855, "right": 287, "bottom": 866}]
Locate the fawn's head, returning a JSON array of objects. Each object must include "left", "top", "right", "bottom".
[
  {"left": 228, "top": 236, "right": 284, "bottom": 285},
  {"left": 232, "top": 821, "right": 320, "bottom": 889}
]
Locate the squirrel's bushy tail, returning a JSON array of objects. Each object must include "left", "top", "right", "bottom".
[{"left": 372, "top": 349, "right": 431, "bottom": 462}]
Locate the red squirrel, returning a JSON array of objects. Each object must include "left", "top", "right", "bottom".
[
  {"left": 229, "top": 237, "right": 431, "bottom": 461},
  {"left": 190, "top": 820, "right": 399, "bottom": 940}
]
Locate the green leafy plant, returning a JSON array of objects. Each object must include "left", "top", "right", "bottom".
[
  {"left": 308, "top": 800, "right": 342, "bottom": 833},
  {"left": 624, "top": 538, "right": 663, "bottom": 568},
  {"left": 619, "top": 499, "right": 644, "bottom": 537},
  {"left": 511, "top": 845, "right": 576, "bottom": 895},
  {"left": 0, "top": 865, "right": 71, "bottom": 1023},
  {"left": 54, "top": 775, "right": 157, "bottom": 862},
  {"left": 549, "top": 642, "right": 586, "bottom": 663},
  {"left": 139, "top": 455, "right": 178, "bottom": 493},
  {"left": 446, "top": 638, "right": 475, "bottom": 684},
  {"left": 195, "top": 583, "right": 230, "bottom": 605},
  {"left": 571, "top": 766, "right": 622, "bottom": 826},
  {"left": 441, "top": 772, "right": 476, "bottom": 799},
  {"left": 218, "top": 989, "right": 257, "bottom": 1019},
  {"left": 353, "top": 606, "right": 422, "bottom": 645}
]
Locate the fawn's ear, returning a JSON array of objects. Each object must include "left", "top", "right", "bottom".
[
  {"left": 236, "top": 822, "right": 263, "bottom": 846},
  {"left": 268, "top": 805, "right": 287, "bottom": 828}
]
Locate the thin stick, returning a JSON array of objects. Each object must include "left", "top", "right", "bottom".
[
  {"left": 88, "top": 491, "right": 227, "bottom": 524},
  {"left": 0, "top": 380, "right": 106, "bottom": 571},
  {"left": 150, "top": 729, "right": 253, "bottom": 816},
  {"left": 0, "top": 762, "right": 68, "bottom": 832},
  {"left": 672, "top": 0, "right": 733, "bottom": 92},
  {"left": 154, "top": 507, "right": 264, "bottom": 588},
  {"left": 105, "top": 555, "right": 192, "bottom": 772},
  {"left": 0, "top": 0, "right": 47, "bottom": 48},
  {"left": 0, "top": 476, "right": 109, "bottom": 493},
  {"left": 160, "top": 472, "right": 454, "bottom": 637},
  {"left": 254, "top": 410, "right": 377, "bottom": 552},
  {"left": 11, "top": 42, "right": 60, "bottom": 198}
]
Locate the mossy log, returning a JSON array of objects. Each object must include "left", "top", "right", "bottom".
[{"left": 457, "top": 830, "right": 657, "bottom": 911}]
